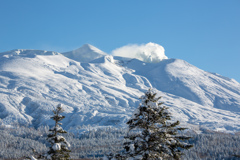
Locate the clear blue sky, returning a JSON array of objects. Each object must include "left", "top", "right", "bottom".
[{"left": 0, "top": 0, "right": 240, "bottom": 82}]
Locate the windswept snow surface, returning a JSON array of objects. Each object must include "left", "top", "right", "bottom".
[{"left": 0, "top": 45, "right": 240, "bottom": 133}]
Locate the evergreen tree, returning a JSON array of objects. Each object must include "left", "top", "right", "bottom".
[
  {"left": 122, "top": 89, "right": 193, "bottom": 160},
  {"left": 46, "top": 104, "right": 71, "bottom": 160}
]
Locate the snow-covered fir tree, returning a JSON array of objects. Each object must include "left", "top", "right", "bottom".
[
  {"left": 111, "top": 89, "right": 193, "bottom": 160},
  {"left": 123, "top": 89, "right": 193, "bottom": 160},
  {"left": 46, "top": 104, "right": 71, "bottom": 160}
]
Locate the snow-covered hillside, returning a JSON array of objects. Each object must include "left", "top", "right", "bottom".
[{"left": 0, "top": 44, "right": 240, "bottom": 133}]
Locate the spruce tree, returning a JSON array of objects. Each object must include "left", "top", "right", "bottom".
[
  {"left": 122, "top": 89, "right": 193, "bottom": 160},
  {"left": 46, "top": 104, "right": 71, "bottom": 160}
]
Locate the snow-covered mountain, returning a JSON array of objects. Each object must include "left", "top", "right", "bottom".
[{"left": 0, "top": 44, "right": 240, "bottom": 133}]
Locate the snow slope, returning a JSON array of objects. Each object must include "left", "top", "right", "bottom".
[{"left": 0, "top": 45, "right": 240, "bottom": 132}]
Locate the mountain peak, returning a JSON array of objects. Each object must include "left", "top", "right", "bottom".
[
  {"left": 62, "top": 44, "right": 107, "bottom": 63},
  {"left": 81, "top": 44, "right": 107, "bottom": 55},
  {"left": 81, "top": 43, "right": 98, "bottom": 49}
]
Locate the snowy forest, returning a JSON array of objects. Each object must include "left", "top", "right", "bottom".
[
  {"left": 1, "top": 124, "right": 240, "bottom": 159},
  {"left": 1, "top": 90, "right": 240, "bottom": 160}
]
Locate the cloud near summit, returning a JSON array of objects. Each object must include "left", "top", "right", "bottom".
[{"left": 112, "top": 42, "right": 168, "bottom": 63}]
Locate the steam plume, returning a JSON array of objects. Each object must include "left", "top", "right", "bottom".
[{"left": 112, "top": 42, "right": 168, "bottom": 63}]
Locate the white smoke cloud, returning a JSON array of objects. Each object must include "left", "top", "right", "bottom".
[{"left": 112, "top": 42, "right": 168, "bottom": 63}]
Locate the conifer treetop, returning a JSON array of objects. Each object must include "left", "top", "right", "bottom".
[{"left": 46, "top": 104, "right": 71, "bottom": 160}]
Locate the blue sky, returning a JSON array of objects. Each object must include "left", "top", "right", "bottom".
[{"left": 0, "top": 0, "right": 240, "bottom": 82}]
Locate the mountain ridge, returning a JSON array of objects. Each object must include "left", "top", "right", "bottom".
[{"left": 0, "top": 45, "right": 240, "bottom": 133}]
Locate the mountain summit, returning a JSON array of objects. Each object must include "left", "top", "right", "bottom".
[
  {"left": 62, "top": 44, "right": 107, "bottom": 63},
  {"left": 0, "top": 44, "right": 240, "bottom": 133}
]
